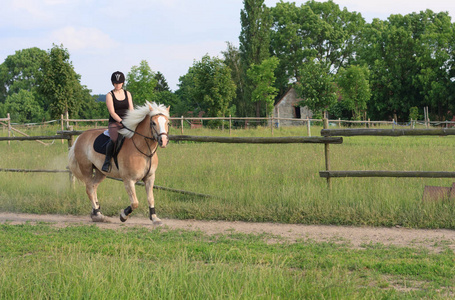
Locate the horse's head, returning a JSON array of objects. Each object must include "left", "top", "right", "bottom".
[{"left": 150, "top": 106, "right": 170, "bottom": 148}]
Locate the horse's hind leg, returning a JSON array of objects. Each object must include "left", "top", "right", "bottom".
[{"left": 86, "top": 168, "right": 107, "bottom": 222}]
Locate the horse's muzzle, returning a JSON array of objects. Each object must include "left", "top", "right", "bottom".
[{"left": 158, "top": 134, "right": 169, "bottom": 148}]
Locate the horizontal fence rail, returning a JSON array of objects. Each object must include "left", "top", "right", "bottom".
[
  {"left": 319, "top": 171, "right": 455, "bottom": 178},
  {"left": 170, "top": 135, "right": 343, "bottom": 144},
  {"left": 56, "top": 131, "right": 343, "bottom": 144},
  {"left": 321, "top": 128, "right": 455, "bottom": 137},
  {"left": 0, "top": 135, "right": 69, "bottom": 141},
  {"left": 0, "top": 168, "right": 69, "bottom": 173},
  {"left": 319, "top": 126, "right": 455, "bottom": 187}
]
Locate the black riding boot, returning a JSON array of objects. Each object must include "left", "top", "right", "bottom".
[{"left": 101, "top": 140, "right": 115, "bottom": 172}]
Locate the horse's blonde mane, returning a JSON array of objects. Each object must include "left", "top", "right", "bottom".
[{"left": 119, "top": 101, "right": 169, "bottom": 138}]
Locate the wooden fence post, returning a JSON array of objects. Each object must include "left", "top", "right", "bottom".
[
  {"left": 307, "top": 117, "right": 311, "bottom": 137},
  {"left": 7, "top": 113, "right": 11, "bottom": 146},
  {"left": 276, "top": 107, "right": 280, "bottom": 129},
  {"left": 271, "top": 115, "right": 274, "bottom": 136},
  {"left": 181, "top": 116, "right": 184, "bottom": 135},
  {"left": 65, "top": 127, "right": 75, "bottom": 187},
  {"left": 60, "top": 114, "right": 64, "bottom": 144},
  {"left": 65, "top": 110, "right": 69, "bottom": 129},
  {"left": 323, "top": 118, "right": 331, "bottom": 189},
  {"left": 424, "top": 107, "right": 430, "bottom": 128},
  {"left": 229, "top": 115, "right": 232, "bottom": 136}
]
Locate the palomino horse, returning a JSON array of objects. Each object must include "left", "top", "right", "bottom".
[{"left": 68, "top": 101, "right": 170, "bottom": 224}]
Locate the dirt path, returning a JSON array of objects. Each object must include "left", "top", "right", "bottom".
[{"left": 1, "top": 212, "right": 454, "bottom": 252}]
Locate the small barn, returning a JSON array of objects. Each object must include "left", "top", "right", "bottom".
[{"left": 273, "top": 88, "right": 313, "bottom": 127}]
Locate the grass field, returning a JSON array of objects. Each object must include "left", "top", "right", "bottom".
[
  {"left": 0, "top": 124, "right": 454, "bottom": 229},
  {"left": 1, "top": 124, "right": 455, "bottom": 298},
  {"left": 1, "top": 223, "right": 454, "bottom": 299}
]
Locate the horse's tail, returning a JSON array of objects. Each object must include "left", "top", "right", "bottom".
[{"left": 68, "top": 137, "right": 83, "bottom": 181}]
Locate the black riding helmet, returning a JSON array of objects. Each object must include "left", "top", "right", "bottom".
[{"left": 111, "top": 71, "right": 125, "bottom": 85}]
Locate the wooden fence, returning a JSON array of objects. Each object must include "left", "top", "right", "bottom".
[
  {"left": 319, "top": 127, "right": 455, "bottom": 187},
  {"left": 0, "top": 129, "right": 342, "bottom": 195},
  {"left": 0, "top": 114, "right": 11, "bottom": 145},
  {"left": 3, "top": 119, "right": 455, "bottom": 189},
  {"left": 3, "top": 111, "right": 455, "bottom": 139}
]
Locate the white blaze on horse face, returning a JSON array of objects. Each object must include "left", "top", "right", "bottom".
[{"left": 157, "top": 115, "right": 169, "bottom": 147}]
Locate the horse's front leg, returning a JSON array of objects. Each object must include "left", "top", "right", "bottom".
[
  {"left": 145, "top": 173, "right": 162, "bottom": 226},
  {"left": 87, "top": 169, "right": 107, "bottom": 222},
  {"left": 120, "top": 179, "right": 139, "bottom": 222}
]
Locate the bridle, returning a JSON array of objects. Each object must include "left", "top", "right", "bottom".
[
  {"left": 150, "top": 115, "right": 169, "bottom": 146},
  {"left": 122, "top": 114, "right": 169, "bottom": 176}
]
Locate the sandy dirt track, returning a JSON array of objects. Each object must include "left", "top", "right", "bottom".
[{"left": 1, "top": 212, "right": 454, "bottom": 252}]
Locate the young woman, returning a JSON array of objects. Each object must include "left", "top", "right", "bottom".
[{"left": 102, "top": 71, "right": 134, "bottom": 172}]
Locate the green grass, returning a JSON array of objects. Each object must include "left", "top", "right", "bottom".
[
  {"left": 1, "top": 125, "right": 455, "bottom": 228},
  {"left": 1, "top": 223, "right": 454, "bottom": 299},
  {"left": 1, "top": 125, "right": 455, "bottom": 298}
]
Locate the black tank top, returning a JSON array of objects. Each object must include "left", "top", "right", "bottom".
[{"left": 109, "top": 90, "right": 129, "bottom": 123}]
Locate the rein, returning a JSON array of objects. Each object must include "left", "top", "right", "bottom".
[{"left": 122, "top": 114, "right": 169, "bottom": 176}]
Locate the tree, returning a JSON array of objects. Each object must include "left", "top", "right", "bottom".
[
  {"left": 414, "top": 11, "right": 455, "bottom": 119},
  {"left": 4, "top": 90, "right": 44, "bottom": 123},
  {"left": 40, "top": 44, "right": 82, "bottom": 118},
  {"left": 270, "top": 1, "right": 364, "bottom": 98},
  {"left": 356, "top": 10, "right": 454, "bottom": 120},
  {"left": 270, "top": 1, "right": 315, "bottom": 96},
  {"left": 0, "top": 47, "right": 47, "bottom": 104},
  {"left": 175, "top": 69, "right": 196, "bottom": 115},
  {"left": 77, "top": 92, "right": 106, "bottom": 120},
  {"left": 125, "top": 60, "right": 157, "bottom": 105},
  {"left": 306, "top": 0, "right": 365, "bottom": 72},
  {"left": 222, "top": 42, "right": 243, "bottom": 117},
  {"left": 191, "top": 54, "right": 236, "bottom": 117},
  {"left": 1, "top": 45, "right": 91, "bottom": 121},
  {"left": 295, "top": 59, "right": 337, "bottom": 114},
  {"left": 239, "top": 0, "right": 272, "bottom": 117},
  {"left": 336, "top": 65, "right": 371, "bottom": 120},
  {"left": 154, "top": 71, "right": 170, "bottom": 92},
  {"left": 246, "top": 57, "right": 279, "bottom": 115}
]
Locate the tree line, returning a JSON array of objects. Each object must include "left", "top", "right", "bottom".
[{"left": 1, "top": 0, "right": 454, "bottom": 123}]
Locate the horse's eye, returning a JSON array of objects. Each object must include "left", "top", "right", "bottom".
[{"left": 151, "top": 121, "right": 156, "bottom": 126}]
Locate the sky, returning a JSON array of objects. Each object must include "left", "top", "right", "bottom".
[{"left": 1, "top": 0, "right": 455, "bottom": 95}]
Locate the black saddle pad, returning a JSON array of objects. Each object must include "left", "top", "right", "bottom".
[{"left": 93, "top": 133, "right": 110, "bottom": 155}]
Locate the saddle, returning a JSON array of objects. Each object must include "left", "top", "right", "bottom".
[{"left": 93, "top": 132, "right": 126, "bottom": 170}]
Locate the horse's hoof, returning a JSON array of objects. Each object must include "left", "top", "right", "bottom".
[
  {"left": 151, "top": 218, "right": 163, "bottom": 226},
  {"left": 120, "top": 212, "right": 128, "bottom": 222},
  {"left": 91, "top": 213, "right": 106, "bottom": 223}
]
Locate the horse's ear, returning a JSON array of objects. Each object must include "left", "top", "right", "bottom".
[
  {"left": 148, "top": 104, "right": 153, "bottom": 112},
  {"left": 166, "top": 106, "right": 170, "bottom": 112}
]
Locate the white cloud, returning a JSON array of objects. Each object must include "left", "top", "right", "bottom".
[
  {"left": 4, "top": 0, "right": 52, "bottom": 28},
  {"left": 50, "top": 27, "right": 118, "bottom": 51}
]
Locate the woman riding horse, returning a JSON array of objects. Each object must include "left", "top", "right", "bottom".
[
  {"left": 102, "top": 71, "right": 134, "bottom": 172},
  {"left": 68, "top": 101, "right": 170, "bottom": 224}
]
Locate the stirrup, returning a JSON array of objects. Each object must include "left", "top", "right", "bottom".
[{"left": 102, "top": 161, "right": 111, "bottom": 172}]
